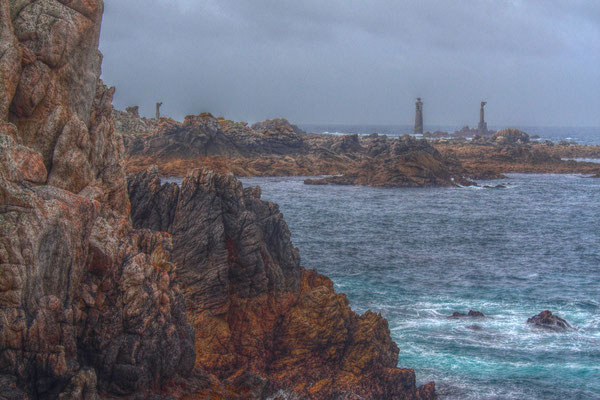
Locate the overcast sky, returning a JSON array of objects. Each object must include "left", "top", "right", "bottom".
[{"left": 99, "top": 0, "right": 600, "bottom": 127}]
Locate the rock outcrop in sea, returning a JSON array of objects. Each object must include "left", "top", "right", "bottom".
[
  {"left": 128, "top": 167, "right": 435, "bottom": 399},
  {"left": 527, "top": 311, "right": 572, "bottom": 331},
  {"left": 122, "top": 110, "right": 471, "bottom": 187},
  {"left": 118, "top": 108, "right": 600, "bottom": 183},
  {"left": 0, "top": 0, "right": 435, "bottom": 398}
]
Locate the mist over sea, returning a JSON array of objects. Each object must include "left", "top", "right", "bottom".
[
  {"left": 299, "top": 124, "right": 600, "bottom": 145},
  {"left": 240, "top": 173, "right": 600, "bottom": 400}
]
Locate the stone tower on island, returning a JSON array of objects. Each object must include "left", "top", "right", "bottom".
[
  {"left": 156, "top": 102, "right": 163, "bottom": 119},
  {"left": 414, "top": 97, "right": 424, "bottom": 134},
  {"left": 478, "top": 101, "right": 488, "bottom": 135}
]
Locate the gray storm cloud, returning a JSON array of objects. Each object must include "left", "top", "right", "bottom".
[{"left": 99, "top": 0, "right": 600, "bottom": 127}]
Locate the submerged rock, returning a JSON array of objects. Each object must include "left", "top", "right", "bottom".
[
  {"left": 527, "top": 310, "right": 572, "bottom": 331},
  {"left": 449, "top": 310, "right": 486, "bottom": 318},
  {"left": 466, "top": 324, "right": 484, "bottom": 331}
]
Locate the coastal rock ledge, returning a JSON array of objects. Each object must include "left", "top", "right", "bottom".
[{"left": 128, "top": 167, "right": 436, "bottom": 399}]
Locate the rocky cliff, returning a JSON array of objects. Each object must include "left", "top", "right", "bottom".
[
  {"left": 128, "top": 167, "right": 435, "bottom": 399},
  {"left": 1, "top": 1, "right": 436, "bottom": 398},
  {"left": 0, "top": 1, "right": 194, "bottom": 398}
]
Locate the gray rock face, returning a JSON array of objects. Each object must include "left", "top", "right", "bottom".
[
  {"left": 124, "top": 113, "right": 308, "bottom": 159},
  {"left": 113, "top": 107, "right": 158, "bottom": 136},
  {"left": 128, "top": 168, "right": 301, "bottom": 313},
  {"left": 0, "top": 156, "right": 195, "bottom": 398}
]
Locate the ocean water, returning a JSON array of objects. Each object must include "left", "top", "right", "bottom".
[
  {"left": 299, "top": 124, "right": 600, "bottom": 146},
  {"left": 239, "top": 174, "right": 600, "bottom": 400}
]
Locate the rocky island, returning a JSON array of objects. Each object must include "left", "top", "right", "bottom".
[
  {"left": 0, "top": 0, "right": 434, "bottom": 398},
  {"left": 118, "top": 108, "right": 600, "bottom": 186}
]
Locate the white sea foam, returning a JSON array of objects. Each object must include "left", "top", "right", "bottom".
[{"left": 561, "top": 157, "right": 600, "bottom": 164}]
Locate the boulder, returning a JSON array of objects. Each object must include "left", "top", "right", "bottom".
[
  {"left": 527, "top": 311, "right": 572, "bottom": 331},
  {"left": 449, "top": 310, "right": 485, "bottom": 318}
]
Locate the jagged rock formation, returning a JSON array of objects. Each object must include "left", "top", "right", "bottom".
[
  {"left": 0, "top": 1, "right": 194, "bottom": 398},
  {"left": 113, "top": 106, "right": 159, "bottom": 137},
  {"left": 527, "top": 311, "right": 572, "bottom": 331},
  {"left": 251, "top": 117, "right": 306, "bottom": 136},
  {"left": 121, "top": 108, "right": 471, "bottom": 187},
  {"left": 304, "top": 136, "right": 473, "bottom": 187},
  {"left": 0, "top": 1, "right": 439, "bottom": 398},
  {"left": 128, "top": 167, "right": 436, "bottom": 399},
  {"left": 124, "top": 113, "right": 309, "bottom": 161}
]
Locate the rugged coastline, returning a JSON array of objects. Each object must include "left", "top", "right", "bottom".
[
  {"left": 118, "top": 109, "right": 600, "bottom": 185},
  {"left": 0, "top": 0, "right": 434, "bottom": 398}
]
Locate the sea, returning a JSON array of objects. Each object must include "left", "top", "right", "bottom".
[
  {"left": 299, "top": 124, "right": 600, "bottom": 146},
  {"left": 239, "top": 173, "right": 600, "bottom": 400}
]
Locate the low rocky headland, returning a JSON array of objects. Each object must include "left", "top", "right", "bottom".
[
  {"left": 0, "top": 1, "right": 434, "bottom": 398},
  {"left": 119, "top": 109, "right": 600, "bottom": 186}
]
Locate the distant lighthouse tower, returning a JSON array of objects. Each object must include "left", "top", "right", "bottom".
[
  {"left": 414, "top": 98, "right": 423, "bottom": 134},
  {"left": 478, "top": 101, "right": 488, "bottom": 135}
]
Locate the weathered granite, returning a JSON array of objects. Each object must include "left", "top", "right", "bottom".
[
  {"left": 0, "top": 1, "right": 195, "bottom": 398},
  {"left": 128, "top": 167, "right": 436, "bottom": 399}
]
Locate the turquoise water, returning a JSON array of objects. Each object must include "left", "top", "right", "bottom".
[{"left": 240, "top": 174, "right": 600, "bottom": 400}]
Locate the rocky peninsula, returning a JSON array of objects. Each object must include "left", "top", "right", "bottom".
[
  {"left": 119, "top": 109, "right": 600, "bottom": 186},
  {"left": 0, "top": 0, "right": 434, "bottom": 398}
]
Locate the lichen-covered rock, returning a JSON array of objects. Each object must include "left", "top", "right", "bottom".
[
  {"left": 0, "top": 1, "right": 194, "bottom": 398},
  {"left": 4, "top": 0, "right": 128, "bottom": 214},
  {"left": 0, "top": 137, "right": 195, "bottom": 398},
  {"left": 113, "top": 106, "right": 158, "bottom": 136},
  {"left": 128, "top": 167, "right": 435, "bottom": 399}
]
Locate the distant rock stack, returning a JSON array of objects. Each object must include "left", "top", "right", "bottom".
[
  {"left": 478, "top": 101, "right": 488, "bottom": 135},
  {"left": 414, "top": 97, "right": 424, "bottom": 134}
]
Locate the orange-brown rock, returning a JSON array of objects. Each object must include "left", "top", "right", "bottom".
[
  {"left": 1, "top": 1, "right": 437, "bottom": 398},
  {"left": 120, "top": 107, "right": 600, "bottom": 183},
  {"left": 435, "top": 141, "right": 600, "bottom": 178},
  {"left": 1, "top": 1, "right": 195, "bottom": 398},
  {"left": 122, "top": 109, "right": 470, "bottom": 188},
  {"left": 128, "top": 167, "right": 436, "bottom": 399},
  {"left": 5, "top": 0, "right": 129, "bottom": 214},
  {"left": 305, "top": 139, "right": 473, "bottom": 187}
]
